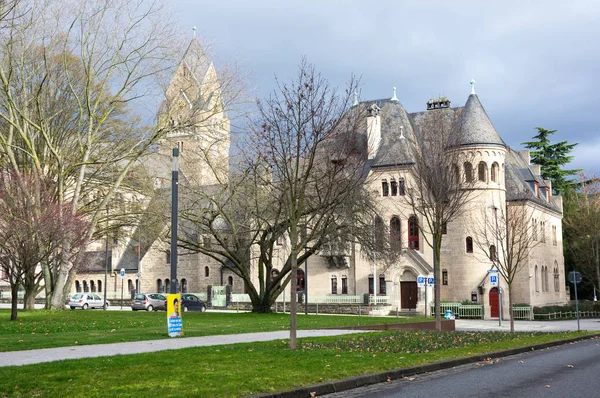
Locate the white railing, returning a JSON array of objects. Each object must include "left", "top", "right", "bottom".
[
  {"left": 430, "top": 303, "right": 483, "bottom": 319},
  {"left": 512, "top": 306, "right": 533, "bottom": 320}
]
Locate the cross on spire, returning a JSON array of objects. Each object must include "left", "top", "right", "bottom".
[
  {"left": 391, "top": 87, "right": 398, "bottom": 102},
  {"left": 470, "top": 79, "right": 476, "bottom": 95},
  {"left": 193, "top": 26, "right": 197, "bottom": 39}
]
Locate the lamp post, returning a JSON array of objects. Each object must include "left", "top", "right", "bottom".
[
  {"left": 170, "top": 147, "right": 179, "bottom": 294},
  {"left": 103, "top": 203, "right": 109, "bottom": 310},
  {"left": 490, "top": 205, "right": 502, "bottom": 326}
]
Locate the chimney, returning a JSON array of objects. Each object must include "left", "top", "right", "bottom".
[{"left": 367, "top": 104, "right": 381, "bottom": 160}]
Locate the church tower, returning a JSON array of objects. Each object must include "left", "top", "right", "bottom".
[
  {"left": 443, "top": 81, "right": 508, "bottom": 313},
  {"left": 158, "top": 31, "right": 230, "bottom": 186}
]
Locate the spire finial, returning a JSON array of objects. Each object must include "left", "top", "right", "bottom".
[
  {"left": 470, "top": 79, "right": 476, "bottom": 95},
  {"left": 353, "top": 90, "right": 359, "bottom": 106},
  {"left": 391, "top": 86, "right": 398, "bottom": 102},
  {"left": 193, "top": 26, "right": 197, "bottom": 39}
]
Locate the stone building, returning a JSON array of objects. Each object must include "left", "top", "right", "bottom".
[{"left": 70, "top": 37, "right": 567, "bottom": 318}]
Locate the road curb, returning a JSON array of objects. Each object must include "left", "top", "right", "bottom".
[{"left": 253, "top": 333, "right": 600, "bottom": 398}]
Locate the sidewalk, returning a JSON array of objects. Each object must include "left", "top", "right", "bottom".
[
  {"left": 0, "top": 329, "right": 366, "bottom": 367},
  {"left": 456, "top": 318, "right": 600, "bottom": 332}
]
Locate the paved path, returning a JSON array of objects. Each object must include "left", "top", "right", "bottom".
[
  {"left": 0, "top": 329, "right": 366, "bottom": 367},
  {"left": 455, "top": 318, "right": 600, "bottom": 332}
]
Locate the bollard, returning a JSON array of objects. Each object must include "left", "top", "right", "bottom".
[
  {"left": 236, "top": 302, "right": 239, "bottom": 313},
  {"left": 359, "top": 305, "right": 361, "bottom": 316},
  {"left": 396, "top": 306, "right": 399, "bottom": 318},
  {"left": 316, "top": 303, "right": 319, "bottom": 315}
]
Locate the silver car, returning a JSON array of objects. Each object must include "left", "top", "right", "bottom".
[
  {"left": 131, "top": 293, "right": 167, "bottom": 311},
  {"left": 68, "top": 293, "right": 109, "bottom": 310}
]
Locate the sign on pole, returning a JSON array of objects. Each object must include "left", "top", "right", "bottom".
[
  {"left": 427, "top": 276, "right": 435, "bottom": 286},
  {"left": 489, "top": 270, "right": 498, "bottom": 287},
  {"left": 417, "top": 275, "right": 425, "bottom": 288},
  {"left": 568, "top": 271, "right": 582, "bottom": 284},
  {"left": 120, "top": 268, "right": 125, "bottom": 279}
]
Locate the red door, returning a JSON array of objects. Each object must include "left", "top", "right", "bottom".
[
  {"left": 408, "top": 216, "right": 419, "bottom": 250},
  {"left": 489, "top": 287, "right": 499, "bottom": 318},
  {"left": 401, "top": 282, "right": 418, "bottom": 309}
]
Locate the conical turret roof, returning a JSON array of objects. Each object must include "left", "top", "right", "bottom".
[
  {"left": 448, "top": 94, "right": 506, "bottom": 148},
  {"left": 180, "top": 38, "right": 213, "bottom": 84}
]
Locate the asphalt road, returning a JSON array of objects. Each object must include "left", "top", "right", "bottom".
[{"left": 323, "top": 338, "right": 600, "bottom": 398}]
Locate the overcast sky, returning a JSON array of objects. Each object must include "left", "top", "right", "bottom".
[{"left": 173, "top": 0, "right": 600, "bottom": 174}]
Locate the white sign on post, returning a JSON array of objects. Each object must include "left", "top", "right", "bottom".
[
  {"left": 489, "top": 271, "right": 498, "bottom": 287},
  {"left": 417, "top": 275, "right": 425, "bottom": 288},
  {"left": 120, "top": 268, "right": 125, "bottom": 279}
]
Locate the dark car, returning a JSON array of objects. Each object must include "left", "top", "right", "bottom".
[{"left": 165, "top": 293, "right": 207, "bottom": 312}]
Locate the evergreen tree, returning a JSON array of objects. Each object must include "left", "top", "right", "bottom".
[{"left": 521, "top": 127, "right": 579, "bottom": 194}]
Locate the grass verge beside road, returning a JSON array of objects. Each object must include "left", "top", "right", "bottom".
[
  {"left": 0, "top": 330, "right": 591, "bottom": 397},
  {"left": 0, "top": 310, "right": 428, "bottom": 351}
]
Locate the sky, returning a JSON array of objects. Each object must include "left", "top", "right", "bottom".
[{"left": 173, "top": 0, "right": 600, "bottom": 174}]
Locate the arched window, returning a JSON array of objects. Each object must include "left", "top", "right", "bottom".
[
  {"left": 452, "top": 164, "right": 460, "bottom": 183},
  {"left": 374, "top": 216, "right": 385, "bottom": 252},
  {"left": 535, "top": 266, "right": 539, "bottom": 292},
  {"left": 165, "top": 279, "right": 170, "bottom": 293},
  {"left": 83, "top": 281, "right": 89, "bottom": 292},
  {"left": 228, "top": 276, "right": 233, "bottom": 286},
  {"left": 478, "top": 161, "right": 487, "bottom": 182},
  {"left": 464, "top": 162, "right": 473, "bottom": 182},
  {"left": 90, "top": 280, "right": 96, "bottom": 292},
  {"left": 331, "top": 275, "right": 338, "bottom": 294},
  {"left": 157, "top": 279, "right": 163, "bottom": 293},
  {"left": 466, "top": 237, "right": 473, "bottom": 253},
  {"left": 390, "top": 179, "right": 398, "bottom": 196},
  {"left": 75, "top": 280, "right": 81, "bottom": 293},
  {"left": 545, "top": 266, "right": 549, "bottom": 293},
  {"left": 297, "top": 269, "right": 305, "bottom": 291},
  {"left": 491, "top": 162, "right": 499, "bottom": 182},
  {"left": 342, "top": 276, "right": 348, "bottom": 294},
  {"left": 408, "top": 216, "right": 419, "bottom": 250},
  {"left": 554, "top": 263, "right": 559, "bottom": 292},
  {"left": 128, "top": 279, "right": 133, "bottom": 292},
  {"left": 205, "top": 266, "right": 210, "bottom": 277},
  {"left": 181, "top": 278, "right": 187, "bottom": 293},
  {"left": 390, "top": 217, "right": 401, "bottom": 248},
  {"left": 489, "top": 245, "right": 496, "bottom": 262},
  {"left": 97, "top": 280, "right": 102, "bottom": 293},
  {"left": 398, "top": 179, "right": 406, "bottom": 195}
]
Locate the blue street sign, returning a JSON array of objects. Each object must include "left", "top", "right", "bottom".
[
  {"left": 489, "top": 273, "right": 498, "bottom": 287},
  {"left": 427, "top": 277, "right": 435, "bottom": 285},
  {"left": 120, "top": 268, "right": 125, "bottom": 279},
  {"left": 417, "top": 276, "right": 425, "bottom": 287}
]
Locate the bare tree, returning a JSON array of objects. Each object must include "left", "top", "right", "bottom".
[
  {"left": 0, "top": 172, "right": 87, "bottom": 319},
  {"left": 471, "top": 203, "right": 541, "bottom": 332},
  {"left": 402, "top": 108, "right": 476, "bottom": 330},
  {"left": 0, "top": 0, "right": 242, "bottom": 308},
  {"left": 563, "top": 173, "right": 600, "bottom": 292}
]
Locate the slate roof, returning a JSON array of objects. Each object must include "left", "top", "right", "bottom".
[
  {"left": 363, "top": 99, "right": 419, "bottom": 168},
  {"left": 505, "top": 150, "right": 562, "bottom": 213},
  {"left": 448, "top": 94, "right": 506, "bottom": 148},
  {"left": 79, "top": 250, "right": 112, "bottom": 273}
]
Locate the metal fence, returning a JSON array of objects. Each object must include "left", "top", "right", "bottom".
[
  {"left": 430, "top": 303, "right": 483, "bottom": 319},
  {"left": 512, "top": 306, "right": 533, "bottom": 320},
  {"left": 534, "top": 310, "right": 600, "bottom": 320},
  {"left": 228, "top": 293, "right": 390, "bottom": 306}
]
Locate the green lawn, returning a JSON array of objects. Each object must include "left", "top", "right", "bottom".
[
  {"left": 0, "top": 310, "right": 428, "bottom": 351},
  {"left": 0, "top": 330, "right": 591, "bottom": 397}
]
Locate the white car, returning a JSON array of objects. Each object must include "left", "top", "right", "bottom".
[{"left": 68, "top": 293, "right": 109, "bottom": 310}]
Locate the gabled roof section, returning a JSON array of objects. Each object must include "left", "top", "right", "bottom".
[
  {"left": 181, "top": 38, "right": 213, "bottom": 84},
  {"left": 448, "top": 94, "right": 506, "bottom": 148},
  {"left": 505, "top": 150, "right": 561, "bottom": 213},
  {"left": 367, "top": 99, "right": 419, "bottom": 168}
]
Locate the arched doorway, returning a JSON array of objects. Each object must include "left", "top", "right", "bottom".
[
  {"left": 408, "top": 216, "right": 419, "bottom": 250},
  {"left": 489, "top": 287, "right": 499, "bottom": 318},
  {"left": 400, "top": 270, "right": 417, "bottom": 310}
]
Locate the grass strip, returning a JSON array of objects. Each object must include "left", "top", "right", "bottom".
[
  {"left": 0, "top": 330, "right": 590, "bottom": 397},
  {"left": 0, "top": 310, "right": 427, "bottom": 351}
]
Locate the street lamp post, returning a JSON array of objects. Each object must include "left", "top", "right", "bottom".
[
  {"left": 103, "top": 203, "right": 109, "bottom": 310},
  {"left": 170, "top": 147, "right": 179, "bottom": 294}
]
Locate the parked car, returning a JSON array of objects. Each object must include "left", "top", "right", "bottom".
[
  {"left": 131, "top": 293, "right": 167, "bottom": 311},
  {"left": 164, "top": 293, "right": 207, "bottom": 312},
  {"left": 181, "top": 293, "right": 207, "bottom": 312},
  {"left": 68, "top": 293, "right": 109, "bottom": 310}
]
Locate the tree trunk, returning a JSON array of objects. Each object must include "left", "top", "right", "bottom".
[
  {"left": 23, "top": 290, "right": 36, "bottom": 310},
  {"left": 10, "top": 284, "right": 18, "bottom": 321},
  {"left": 289, "top": 244, "right": 298, "bottom": 349},
  {"left": 434, "top": 236, "right": 441, "bottom": 331}
]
